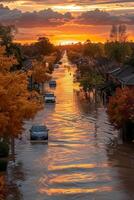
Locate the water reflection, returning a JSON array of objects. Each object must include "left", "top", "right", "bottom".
[
  {"left": 8, "top": 52, "right": 134, "bottom": 200},
  {"left": 39, "top": 186, "right": 113, "bottom": 195},
  {"left": 106, "top": 142, "right": 134, "bottom": 200},
  {"left": 5, "top": 162, "right": 24, "bottom": 200}
]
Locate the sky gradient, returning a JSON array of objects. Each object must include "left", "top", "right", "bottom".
[{"left": 0, "top": 0, "right": 134, "bottom": 44}]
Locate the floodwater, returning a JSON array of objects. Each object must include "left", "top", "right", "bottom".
[{"left": 7, "top": 52, "right": 134, "bottom": 200}]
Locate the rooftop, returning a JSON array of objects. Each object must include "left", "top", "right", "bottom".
[{"left": 108, "top": 65, "right": 134, "bottom": 86}]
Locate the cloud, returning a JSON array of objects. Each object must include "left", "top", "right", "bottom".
[
  {"left": 76, "top": 9, "right": 134, "bottom": 25},
  {"left": 0, "top": 4, "right": 134, "bottom": 28},
  {"left": 0, "top": 4, "right": 21, "bottom": 19},
  {"left": 0, "top": 4, "right": 73, "bottom": 27},
  {"left": 73, "top": 0, "right": 134, "bottom": 5},
  {"left": 0, "top": 0, "right": 134, "bottom": 5},
  {"left": 76, "top": 9, "right": 118, "bottom": 25}
]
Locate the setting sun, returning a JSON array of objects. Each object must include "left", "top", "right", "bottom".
[{"left": 58, "top": 40, "right": 80, "bottom": 45}]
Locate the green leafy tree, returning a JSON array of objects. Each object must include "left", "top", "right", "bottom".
[
  {"left": 83, "top": 40, "right": 104, "bottom": 59},
  {"left": 0, "top": 25, "right": 22, "bottom": 67},
  {"left": 35, "top": 37, "right": 54, "bottom": 57},
  {"left": 80, "top": 72, "right": 104, "bottom": 92},
  {"left": 0, "top": 25, "right": 15, "bottom": 48},
  {"left": 105, "top": 41, "right": 132, "bottom": 64}
]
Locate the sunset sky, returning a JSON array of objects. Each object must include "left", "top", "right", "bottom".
[{"left": 0, "top": 0, "right": 134, "bottom": 44}]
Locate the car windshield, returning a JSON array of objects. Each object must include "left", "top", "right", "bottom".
[
  {"left": 31, "top": 126, "right": 46, "bottom": 132},
  {"left": 45, "top": 93, "right": 54, "bottom": 97}
]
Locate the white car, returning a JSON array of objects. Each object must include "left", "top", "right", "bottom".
[
  {"left": 44, "top": 92, "right": 56, "bottom": 103},
  {"left": 30, "top": 125, "right": 49, "bottom": 141}
]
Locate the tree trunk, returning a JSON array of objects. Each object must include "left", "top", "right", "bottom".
[
  {"left": 10, "top": 136, "right": 15, "bottom": 162},
  {"left": 84, "top": 91, "right": 88, "bottom": 99}
]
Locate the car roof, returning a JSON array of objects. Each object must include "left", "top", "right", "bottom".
[
  {"left": 31, "top": 125, "right": 47, "bottom": 131},
  {"left": 45, "top": 92, "right": 54, "bottom": 95},
  {"left": 50, "top": 80, "right": 56, "bottom": 82}
]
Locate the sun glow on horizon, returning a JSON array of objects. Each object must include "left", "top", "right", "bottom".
[{"left": 58, "top": 40, "right": 81, "bottom": 45}]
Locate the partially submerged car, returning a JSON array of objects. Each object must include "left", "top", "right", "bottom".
[
  {"left": 44, "top": 92, "right": 56, "bottom": 103},
  {"left": 30, "top": 125, "right": 49, "bottom": 141},
  {"left": 49, "top": 80, "right": 57, "bottom": 87}
]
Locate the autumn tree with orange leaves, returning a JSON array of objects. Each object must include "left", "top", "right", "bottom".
[
  {"left": 0, "top": 46, "right": 40, "bottom": 141},
  {"left": 108, "top": 87, "right": 134, "bottom": 129},
  {"left": 32, "top": 61, "right": 51, "bottom": 93}
]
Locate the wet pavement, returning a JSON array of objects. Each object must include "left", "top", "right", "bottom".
[{"left": 7, "top": 52, "right": 134, "bottom": 200}]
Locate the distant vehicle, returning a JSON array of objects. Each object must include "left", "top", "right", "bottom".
[
  {"left": 54, "top": 64, "right": 59, "bottom": 68},
  {"left": 30, "top": 125, "right": 49, "bottom": 141},
  {"left": 44, "top": 92, "right": 56, "bottom": 103},
  {"left": 49, "top": 80, "right": 57, "bottom": 87}
]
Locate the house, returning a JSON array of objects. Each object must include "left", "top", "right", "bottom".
[
  {"left": 108, "top": 65, "right": 134, "bottom": 88},
  {"left": 101, "top": 65, "right": 134, "bottom": 104}
]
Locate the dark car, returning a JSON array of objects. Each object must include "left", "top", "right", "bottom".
[
  {"left": 30, "top": 125, "right": 49, "bottom": 141},
  {"left": 49, "top": 80, "right": 57, "bottom": 87}
]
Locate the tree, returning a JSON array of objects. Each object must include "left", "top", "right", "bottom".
[
  {"left": 0, "top": 25, "right": 16, "bottom": 48},
  {"left": 110, "top": 24, "right": 127, "bottom": 42},
  {"left": 119, "top": 24, "right": 127, "bottom": 43},
  {"left": 110, "top": 25, "right": 118, "bottom": 42},
  {"left": 104, "top": 41, "right": 132, "bottom": 64},
  {"left": 32, "top": 61, "right": 51, "bottom": 93},
  {"left": 35, "top": 37, "right": 54, "bottom": 57},
  {"left": 44, "top": 52, "right": 58, "bottom": 73},
  {"left": 0, "top": 46, "right": 40, "bottom": 141},
  {"left": 21, "top": 43, "right": 38, "bottom": 58},
  {"left": 80, "top": 72, "right": 104, "bottom": 92},
  {"left": 83, "top": 40, "right": 104, "bottom": 59},
  {"left": 21, "top": 37, "right": 54, "bottom": 61},
  {"left": 108, "top": 87, "right": 134, "bottom": 129},
  {"left": 0, "top": 25, "right": 22, "bottom": 67},
  {"left": 125, "top": 56, "right": 134, "bottom": 66}
]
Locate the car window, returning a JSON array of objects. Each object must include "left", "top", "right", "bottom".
[
  {"left": 31, "top": 126, "right": 46, "bottom": 131},
  {"left": 45, "top": 94, "right": 54, "bottom": 97},
  {"left": 50, "top": 81, "right": 56, "bottom": 84}
]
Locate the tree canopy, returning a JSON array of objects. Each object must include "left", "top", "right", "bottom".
[
  {"left": 0, "top": 46, "right": 40, "bottom": 139},
  {"left": 108, "top": 87, "right": 134, "bottom": 129},
  {"left": 83, "top": 40, "right": 104, "bottom": 59},
  {"left": 105, "top": 41, "right": 132, "bottom": 64},
  {"left": 32, "top": 61, "right": 51, "bottom": 84}
]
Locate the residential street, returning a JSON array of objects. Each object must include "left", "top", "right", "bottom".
[{"left": 6, "top": 52, "right": 134, "bottom": 200}]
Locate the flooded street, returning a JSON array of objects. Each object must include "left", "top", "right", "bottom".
[{"left": 8, "top": 52, "right": 134, "bottom": 200}]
